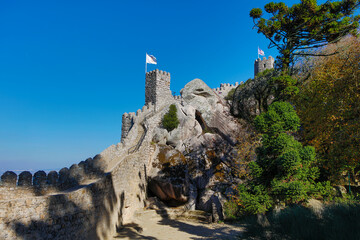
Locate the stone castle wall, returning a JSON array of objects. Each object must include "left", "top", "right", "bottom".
[
  {"left": 212, "top": 82, "right": 243, "bottom": 99},
  {"left": 0, "top": 66, "right": 248, "bottom": 239},
  {"left": 0, "top": 173, "right": 117, "bottom": 239},
  {"left": 0, "top": 156, "right": 107, "bottom": 201},
  {"left": 0, "top": 135, "right": 157, "bottom": 239},
  {"left": 145, "top": 69, "right": 173, "bottom": 110},
  {"left": 254, "top": 56, "right": 274, "bottom": 77}
]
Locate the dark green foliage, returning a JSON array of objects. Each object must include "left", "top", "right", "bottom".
[
  {"left": 162, "top": 104, "right": 179, "bottom": 132},
  {"left": 242, "top": 203, "right": 360, "bottom": 240},
  {"left": 269, "top": 74, "right": 299, "bottom": 101},
  {"left": 225, "top": 102, "right": 333, "bottom": 217},
  {"left": 224, "top": 88, "right": 235, "bottom": 101},
  {"left": 250, "top": 0, "right": 360, "bottom": 72},
  {"left": 231, "top": 69, "right": 277, "bottom": 121},
  {"left": 254, "top": 101, "right": 300, "bottom": 135}
]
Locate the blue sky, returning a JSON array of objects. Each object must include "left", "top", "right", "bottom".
[{"left": 0, "top": 0, "right": 341, "bottom": 172}]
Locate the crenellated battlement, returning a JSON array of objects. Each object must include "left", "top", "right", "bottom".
[
  {"left": 121, "top": 102, "right": 156, "bottom": 142},
  {"left": 0, "top": 156, "right": 106, "bottom": 200},
  {"left": 254, "top": 56, "right": 275, "bottom": 77},
  {"left": 213, "top": 81, "right": 244, "bottom": 98},
  {"left": 145, "top": 69, "right": 173, "bottom": 109},
  {"left": 145, "top": 69, "right": 170, "bottom": 78}
]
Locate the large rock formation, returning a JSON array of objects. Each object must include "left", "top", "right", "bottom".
[
  {"left": 146, "top": 78, "right": 243, "bottom": 220},
  {"left": 181, "top": 78, "right": 240, "bottom": 144}
]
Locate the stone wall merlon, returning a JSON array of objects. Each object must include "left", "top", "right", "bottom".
[
  {"left": 146, "top": 69, "right": 170, "bottom": 77},
  {"left": 0, "top": 156, "right": 105, "bottom": 190}
]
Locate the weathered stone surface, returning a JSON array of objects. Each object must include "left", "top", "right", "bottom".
[
  {"left": 148, "top": 145, "right": 189, "bottom": 206},
  {"left": 145, "top": 196, "right": 167, "bottom": 210},
  {"left": 197, "top": 189, "right": 215, "bottom": 212},
  {"left": 58, "top": 167, "right": 70, "bottom": 188},
  {"left": 82, "top": 158, "right": 94, "bottom": 175},
  {"left": 211, "top": 193, "right": 226, "bottom": 221},
  {"left": 69, "top": 164, "right": 85, "bottom": 185},
  {"left": 166, "top": 103, "right": 202, "bottom": 150},
  {"left": 148, "top": 178, "right": 188, "bottom": 206},
  {"left": 145, "top": 69, "right": 173, "bottom": 109},
  {"left": 1, "top": 171, "right": 17, "bottom": 187},
  {"left": 33, "top": 171, "right": 47, "bottom": 186},
  {"left": 152, "top": 127, "right": 169, "bottom": 144},
  {"left": 91, "top": 154, "right": 107, "bottom": 174},
  {"left": 181, "top": 78, "right": 240, "bottom": 144},
  {"left": 47, "top": 171, "right": 58, "bottom": 185},
  {"left": 18, "top": 171, "right": 32, "bottom": 186},
  {"left": 184, "top": 184, "right": 197, "bottom": 210},
  {"left": 197, "top": 189, "right": 225, "bottom": 221},
  {"left": 181, "top": 78, "right": 219, "bottom": 124}
]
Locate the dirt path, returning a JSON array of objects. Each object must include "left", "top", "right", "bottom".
[{"left": 114, "top": 210, "right": 244, "bottom": 240}]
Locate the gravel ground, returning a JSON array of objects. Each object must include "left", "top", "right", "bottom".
[{"left": 114, "top": 210, "right": 244, "bottom": 240}]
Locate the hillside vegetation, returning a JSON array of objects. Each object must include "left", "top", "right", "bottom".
[{"left": 225, "top": 0, "right": 360, "bottom": 230}]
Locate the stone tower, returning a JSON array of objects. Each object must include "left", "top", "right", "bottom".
[
  {"left": 254, "top": 56, "right": 275, "bottom": 77},
  {"left": 145, "top": 69, "right": 172, "bottom": 109}
]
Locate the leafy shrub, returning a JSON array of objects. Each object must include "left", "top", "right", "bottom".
[
  {"left": 162, "top": 104, "right": 179, "bottom": 132},
  {"left": 224, "top": 88, "right": 235, "bottom": 101},
  {"left": 225, "top": 101, "right": 334, "bottom": 218}
]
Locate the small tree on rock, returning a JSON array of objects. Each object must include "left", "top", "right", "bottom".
[{"left": 162, "top": 104, "right": 180, "bottom": 132}]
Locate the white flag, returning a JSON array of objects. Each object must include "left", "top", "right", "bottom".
[
  {"left": 146, "top": 53, "right": 157, "bottom": 64},
  {"left": 258, "top": 47, "right": 265, "bottom": 56}
]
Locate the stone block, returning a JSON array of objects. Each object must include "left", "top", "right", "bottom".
[
  {"left": 33, "top": 171, "right": 47, "bottom": 186},
  {"left": 69, "top": 164, "right": 85, "bottom": 184},
  {"left": 18, "top": 171, "right": 32, "bottom": 186},
  {"left": 1, "top": 171, "right": 17, "bottom": 187},
  {"left": 58, "top": 167, "right": 70, "bottom": 188},
  {"left": 47, "top": 171, "right": 59, "bottom": 185},
  {"left": 83, "top": 158, "right": 93, "bottom": 175}
]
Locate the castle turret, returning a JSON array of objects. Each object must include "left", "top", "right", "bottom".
[
  {"left": 145, "top": 69, "right": 172, "bottom": 109},
  {"left": 254, "top": 56, "right": 274, "bottom": 77}
]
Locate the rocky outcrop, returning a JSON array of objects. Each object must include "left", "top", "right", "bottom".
[
  {"left": 166, "top": 104, "right": 203, "bottom": 149},
  {"left": 148, "top": 145, "right": 189, "bottom": 206},
  {"left": 181, "top": 78, "right": 240, "bottom": 144}
]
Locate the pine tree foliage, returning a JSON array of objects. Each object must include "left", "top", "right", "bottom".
[
  {"left": 250, "top": 0, "right": 360, "bottom": 72},
  {"left": 162, "top": 104, "right": 180, "bottom": 132},
  {"left": 226, "top": 102, "right": 333, "bottom": 217}
]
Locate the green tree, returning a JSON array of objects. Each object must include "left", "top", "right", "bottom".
[
  {"left": 162, "top": 104, "right": 180, "bottom": 132},
  {"left": 224, "top": 88, "right": 236, "bottom": 101},
  {"left": 295, "top": 36, "right": 360, "bottom": 183},
  {"left": 250, "top": 0, "right": 360, "bottom": 73},
  {"left": 226, "top": 102, "right": 333, "bottom": 216}
]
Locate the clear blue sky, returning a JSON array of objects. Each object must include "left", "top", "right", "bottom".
[{"left": 0, "top": 0, "right": 334, "bottom": 172}]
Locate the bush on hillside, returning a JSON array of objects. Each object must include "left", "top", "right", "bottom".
[
  {"left": 225, "top": 102, "right": 334, "bottom": 218},
  {"left": 224, "top": 88, "right": 235, "bottom": 101},
  {"left": 162, "top": 104, "right": 179, "bottom": 132}
]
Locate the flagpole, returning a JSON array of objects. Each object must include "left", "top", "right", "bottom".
[
  {"left": 258, "top": 46, "right": 259, "bottom": 59},
  {"left": 145, "top": 53, "right": 147, "bottom": 73}
]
